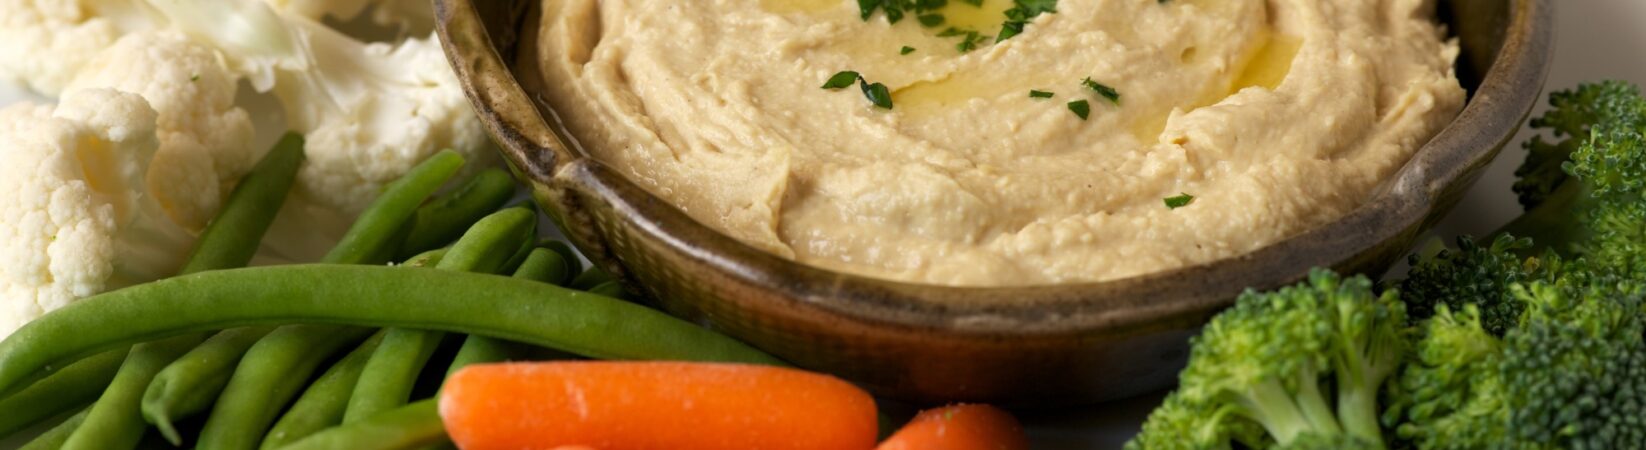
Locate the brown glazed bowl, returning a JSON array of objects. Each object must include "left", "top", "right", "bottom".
[{"left": 433, "top": 0, "right": 1552, "bottom": 405}]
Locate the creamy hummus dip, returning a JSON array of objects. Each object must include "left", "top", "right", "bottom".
[{"left": 532, "top": 0, "right": 1465, "bottom": 286}]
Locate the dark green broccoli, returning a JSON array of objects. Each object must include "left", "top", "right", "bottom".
[
  {"left": 1400, "top": 235, "right": 1558, "bottom": 335},
  {"left": 1127, "top": 270, "right": 1405, "bottom": 449},
  {"left": 1405, "top": 81, "right": 1644, "bottom": 329},
  {"left": 1385, "top": 276, "right": 1646, "bottom": 450},
  {"left": 1503, "top": 81, "right": 1646, "bottom": 265}
]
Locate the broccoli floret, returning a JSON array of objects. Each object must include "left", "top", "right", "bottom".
[
  {"left": 1497, "top": 279, "right": 1646, "bottom": 448},
  {"left": 1127, "top": 270, "right": 1405, "bottom": 449},
  {"left": 1512, "top": 82, "right": 1634, "bottom": 209},
  {"left": 1503, "top": 81, "right": 1646, "bottom": 262},
  {"left": 1384, "top": 276, "right": 1646, "bottom": 450},
  {"left": 1382, "top": 304, "right": 1508, "bottom": 449},
  {"left": 1127, "top": 391, "right": 1267, "bottom": 450},
  {"left": 1400, "top": 235, "right": 1557, "bottom": 335}
]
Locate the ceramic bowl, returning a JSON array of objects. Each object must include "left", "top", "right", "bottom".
[{"left": 432, "top": 0, "right": 1552, "bottom": 405}]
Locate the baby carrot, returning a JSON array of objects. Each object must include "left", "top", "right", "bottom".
[
  {"left": 440, "top": 362, "right": 878, "bottom": 450},
  {"left": 876, "top": 404, "right": 1029, "bottom": 450}
]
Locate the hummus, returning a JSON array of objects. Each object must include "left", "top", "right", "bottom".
[{"left": 532, "top": 0, "right": 1465, "bottom": 286}]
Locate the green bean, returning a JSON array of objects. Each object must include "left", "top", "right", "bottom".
[
  {"left": 401, "top": 249, "right": 447, "bottom": 268},
  {"left": 586, "top": 280, "right": 633, "bottom": 301},
  {"left": 324, "top": 150, "right": 465, "bottom": 265},
  {"left": 346, "top": 208, "right": 536, "bottom": 423},
  {"left": 141, "top": 326, "right": 275, "bottom": 443},
  {"left": 281, "top": 399, "right": 446, "bottom": 450},
  {"left": 397, "top": 168, "right": 517, "bottom": 259},
  {"left": 170, "top": 151, "right": 466, "bottom": 448},
  {"left": 180, "top": 132, "right": 307, "bottom": 274},
  {"left": 60, "top": 335, "right": 200, "bottom": 450},
  {"left": 0, "top": 264, "right": 785, "bottom": 397},
  {"left": 540, "top": 240, "right": 584, "bottom": 277},
  {"left": 260, "top": 332, "right": 385, "bottom": 450},
  {"left": 443, "top": 249, "right": 574, "bottom": 377},
  {"left": 62, "top": 134, "right": 305, "bottom": 450},
  {"left": 18, "top": 409, "right": 88, "bottom": 450},
  {"left": 506, "top": 248, "right": 573, "bottom": 287},
  {"left": 570, "top": 266, "right": 616, "bottom": 290},
  {"left": 425, "top": 208, "right": 536, "bottom": 275},
  {"left": 0, "top": 349, "right": 123, "bottom": 436},
  {"left": 196, "top": 326, "right": 375, "bottom": 450}
]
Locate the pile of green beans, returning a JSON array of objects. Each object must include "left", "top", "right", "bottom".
[{"left": 0, "top": 136, "right": 782, "bottom": 450}]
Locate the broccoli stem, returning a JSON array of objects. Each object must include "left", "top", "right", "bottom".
[
  {"left": 1336, "top": 380, "right": 1384, "bottom": 446},
  {"left": 1241, "top": 375, "right": 1341, "bottom": 444},
  {"left": 1497, "top": 181, "right": 1591, "bottom": 257}
]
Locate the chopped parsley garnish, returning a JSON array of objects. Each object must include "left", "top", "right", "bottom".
[
  {"left": 860, "top": 0, "right": 1058, "bottom": 53},
  {"left": 999, "top": 0, "right": 1058, "bottom": 41},
  {"left": 955, "top": 30, "right": 987, "bottom": 53},
  {"left": 1164, "top": 193, "right": 1196, "bottom": 209},
  {"left": 900, "top": 46, "right": 916, "bottom": 55},
  {"left": 1081, "top": 77, "right": 1121, "bottom": 104},
  {"left": 822, "top": 71, "right": 861, "bottom": 89},
  {"left": 189, "top": 73, "right": 200, "bottom": 82},
  {"left": 823, "top": 70, "right": 894, "bottom": 109},
  {"left": 860, "top": 0, "right": 950, "bottom": 25},
  {"left": 1029, "top": 90, "right": 1054, "bottom": 98},
  {"left": 1067, "top": 99, "right": 1090, "bottom": 120},
  {"left": 861, "top": 81, "right": 895, "bottom": 109}
]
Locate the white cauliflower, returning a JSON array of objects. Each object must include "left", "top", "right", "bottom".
[
  {"left": 0, "top": 0, "right": 154, "bottom": 95},
  {"left": 66, "top": 31, "right": 259, "bottom": 231},
  {"left": 0, "top": 89, "right": 191, "bottom": 336},
  {"left": 147, "top": 0, "right": 496, "bottom": 215},
  {"left": 275, "top": 19, "right": 495, "bottom": 214}
]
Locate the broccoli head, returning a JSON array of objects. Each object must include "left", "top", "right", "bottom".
[
  {"left": 1504, "top": 81, "right": 1646, "bottom": 264},
  {"left": 1127, "top": 270, "right": 1405, "bottom": 449},
  {"left": 1400, "top": 235, "right": 1558, "bottom": 335},
  {"left": 1384, "top": 275, "right": 1646, "bottom": 449},
  {"left": 1382, "top": 304, "right": 1508, "bottom": 449},
  {"left": 1498, "top": 278, "right": 1646, "bottom": 448}
]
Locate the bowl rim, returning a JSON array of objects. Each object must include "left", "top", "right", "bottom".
[{"left": 435, "top": 0, "right": 1553, "bottom": 337}]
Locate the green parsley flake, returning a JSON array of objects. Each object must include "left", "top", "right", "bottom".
[
  {"left": 861, "top": 81, "right": 894, "bottom": 109},
  {"left": 900, "top": 46, "right": 916, "bottom": 55},
  {"left": 822, "top": 71, "right": 860, "bottom": 90},
  {"left": 1164, "top": 193, "right": 1196, "bottom": 209},
  {"left": 956, "top": 30, "right": 986, "bottom": 53},
  {"left": 1029, "top": 90, "right": 1054, "bottom": 98},
  {"left": 1067, "top": 100, "right": 1090, "bottom": 120},
  {"left": 999, "top": 0, "right": 1058, "bottom": 41},
  {"left": 918, "top": 14, "right": 945, "bottom": 27},
  {"left": 1082, "top": 77, "right": 1121, "bottom": 104}
]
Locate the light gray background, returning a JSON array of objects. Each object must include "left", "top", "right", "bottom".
[{"left": 1, "top": 1, "right": 1642, "bottom": 448}]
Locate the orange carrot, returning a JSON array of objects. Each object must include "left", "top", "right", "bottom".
[
  {"left": 440, "top": 361, "right": 879, "bottom": 450},
  {"left": 876, "top": 404, "right": 1029, "bottom": 450}
]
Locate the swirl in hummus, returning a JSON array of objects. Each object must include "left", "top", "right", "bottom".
[{"left": 532, "top": 0, "right": 1466, "bottom": 286}]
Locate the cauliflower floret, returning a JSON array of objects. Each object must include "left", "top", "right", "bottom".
[
  {"left": 146, "top": 0, "right": 496, "bottom": 216},
  {"left": 0, "top": 0, "right": 155, "bottom": 95},
  {"left": 277, "top": 20, "right": 495, "bottom": 214},
  {"left": 0, "top": 88, "right": 190, "bottom": 337},
  {"left": 66, "top": 31, "right": 258, "bottom": 231}
]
